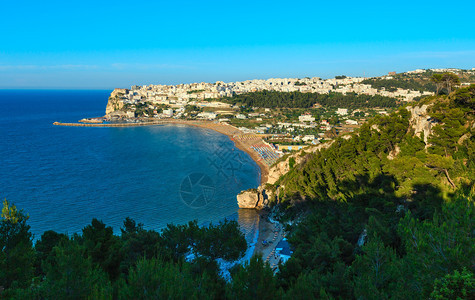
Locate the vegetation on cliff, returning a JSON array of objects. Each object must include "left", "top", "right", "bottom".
[{"left": 271, "top": 84, "right": 474, "bottom": 298}]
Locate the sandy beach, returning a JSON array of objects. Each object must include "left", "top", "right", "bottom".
[{"left": 252, "top": 210, "right": 285, "bottom": 270}]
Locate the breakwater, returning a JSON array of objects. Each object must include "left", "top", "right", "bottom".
[{"left": 53, "top": 121, "right": 163, "bottom": 127}]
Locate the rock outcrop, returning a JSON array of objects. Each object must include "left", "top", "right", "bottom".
[
  {"left": 267, "top": 160, "right": 290, "bottom": 185},
  {"left": 237, "top": 188, "right": 266, "bottom": 209},
  {"left": 105, "top": 88, "right": 128, "bottom": 115},
  {"left": 407, "top": 104, "right": 433, "bottom": 144},
  {"left": 243, "top": 141, "right": 335, "bottom": 209}
]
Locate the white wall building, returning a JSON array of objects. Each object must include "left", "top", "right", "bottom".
[
  {"left": 299, "top": 114, "right": 316, "bottom": 122},
  {"left": 163, "top": 109, "right": 174, "bottom": 118},
  {"left": 337, "top": 108, "right": 348, "bottom": 116}
]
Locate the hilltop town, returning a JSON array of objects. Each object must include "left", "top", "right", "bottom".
[
  {"left": 101, "top": 68, "right": 474, "bottom": 153},
  {"left": 106, "top": 70, "right": 435, "bottom": 116}
]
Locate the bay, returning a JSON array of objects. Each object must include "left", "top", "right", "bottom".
[{"left": 0, "top": 90, "right": 260, "bottom": 240}]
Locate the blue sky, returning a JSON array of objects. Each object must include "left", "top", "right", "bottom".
[{"left": 1, "top": 0, "right": 474, "bottom": 89}]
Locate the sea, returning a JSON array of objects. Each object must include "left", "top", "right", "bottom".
[{"left": 0, "top": 90, "right": 261, "bottom": 245}]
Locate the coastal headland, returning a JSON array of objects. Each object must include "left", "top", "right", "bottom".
[{"left": 53, "top": 120, "right": 269, "bottom": 185}]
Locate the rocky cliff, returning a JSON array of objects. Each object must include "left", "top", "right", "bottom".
[
  {"left": 238, "top": 143, "right": 333, "bottom": 209},
  {"left": 267, "top": 160, "right": 290, "bottom": 185},
  {"left": 238, "top": 105, "right": 437, "bottom": 209},
  {"left": 236, "top": 186, "right": 270, "bottom": 209},
  {"left": 407, "top": 104, "right": 433, "bottom": 144},
  {"left": 105, "top": 88, "right": 128, "bottom": 115},
  {"left": 237, "top": 190, "right": 261, "bottom": 209}
]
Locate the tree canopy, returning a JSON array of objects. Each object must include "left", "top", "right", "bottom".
[{"left": 224, "top": 90, "right": 399, "bottom": 109}]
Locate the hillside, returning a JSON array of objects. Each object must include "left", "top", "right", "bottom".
[
  {"left": 361, "top": 69, "right": 475, "bottom": 94},
  {"left": 268, "top": 84, "right": 474, "bottom": 299},
  {"left": 222, "top": 90, "right": 400, "bottom": 109},
  {"left": 276, "top": 85, "right": 474, "bottom": 203}
]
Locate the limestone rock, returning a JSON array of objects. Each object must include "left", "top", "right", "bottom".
[
  {"left": 237, "top": 189, "right": 264, "bottom": 209},
  {"left": 407, "top": 104, "right": 433, "bottom": 144},
  {"left": 267, "top": 160, "right": 290, "bottom": 185},
  {"left": 307, "top": 140, "right": 334, "bottom": 153},
  {"left": 105, "top": 88, "right": 128, "bottom": 115},
  {"left": 387, "top": 144, "right": 401, "bottom": 160}
]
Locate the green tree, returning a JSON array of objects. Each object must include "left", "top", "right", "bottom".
[
  {"left": 160, "top": 220, "right": 247, "bottom": 263},
  {"left": 118, "top": 257, "right": 206, "bottom": 299},
  {"left": 351, "top": 236, "right": 402, "bottom": 299},
  {"left": 0, "top": 199, "right": 34, "bottom": 290},
  {"left": 227, "top": 255, "right": 282, "bottom": 299},
  {"left": 429, "top": 102, "right": 467, "bottom": 157},
  {"left": 81, "top": 218, "right": 122, "bottom": 280},
  {"left": 119, "top": 218, "right": 161, "bottom": 274},
  {"left": 398, "top": 196, "right": 475, "bottom": 297},
  {"left": 442, "top": 72, "right": 461, "bottom": 94},
  {"left": 159, "top": 221, "right": 200, "bottom": 261},
  {"left": 195, "top": 219, "right": 247, "bottom": 262},
  {"left": 431, "top": 73, "right": 444, "bottom": 95},
  {"left": 452, "top": 83, "right": 475, "bottom": 111},
  {"left": 34, "top": 230, "right": 68, "bottom": 275},
  {"left": 424, "top": 154, "right": 456, "bottom": 189},
  {"left": 40, "top": 240, "right": 113, "bottom": 299},
  {"left": 431, "top": 268, "right": 475, "bottom": 300}
]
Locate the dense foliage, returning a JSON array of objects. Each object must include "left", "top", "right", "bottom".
[
  {"left": 224, "top": 91, "right": 399, "bottom": 109},
  {"left": 278, "top": 86, "right": 474, "bottom": 202},
  {"left": 361, "top": 77, "right": 436, "bottom": 93},
  {"left": 0, "top": 210, "right": 248, "bottom": 299},
  {"left": 271, "top": 85, "right": 474, "bottom": 298}
]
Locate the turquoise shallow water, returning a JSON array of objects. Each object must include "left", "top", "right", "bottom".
[{"left": 0, "top": 90, "right": 260, "bottom": 239}]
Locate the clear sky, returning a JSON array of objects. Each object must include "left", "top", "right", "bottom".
[{"left": 1, "top": 0, "right": 474, "bottom": 89}]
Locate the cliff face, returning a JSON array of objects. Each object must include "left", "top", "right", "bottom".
[
  {"left": 267, "top": 160, "right": 290, "bottom": 185},
  {"left": 241, "top": 143, "right": 334, "bottom": 209},
  {"left": 237, "top": 187, "right": 269, "bottom": 209},
  {"left": 407, "top": 104, "right": 433, "bottom": 144},
  {"left": 105, "top": 89, "right": 128, "bottom": 115}
]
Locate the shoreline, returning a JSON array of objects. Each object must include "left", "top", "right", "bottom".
[
  {"left": 175, "top": 120, "right": 269, "bottom": 185},
  {"left": 252, "top": 210, "right": 285, "bottom": 267},
  {"left": 53, "top": 119, "right": 269, "bottom": 185}
]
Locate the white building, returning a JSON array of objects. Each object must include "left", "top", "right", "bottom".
[
  {"left": 302, "top": 135, "right": 315, "bottom": 142},
  {"left": 197, "top": 112, "right": 217, "bottom": 120},
  {"left": 163, "top": 109, "right": 174, "bottom": 118},
  {"left": 337, "top": 108, "right": 348, "bottom": 116},
  {"left": 298, "top": 114, "right": 315, "bottom": 122}
]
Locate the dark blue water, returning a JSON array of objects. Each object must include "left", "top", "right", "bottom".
[{"left": 0, "top": 90, "right": 260, "bottom": 239}]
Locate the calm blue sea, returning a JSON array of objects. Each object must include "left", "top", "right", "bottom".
[{"left": 0, "top": 90, "right": 260, "bottom": 240}]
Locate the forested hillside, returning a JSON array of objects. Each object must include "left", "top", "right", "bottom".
[
  {"left": 361, "top": 69, "right": 475, "bottom": 94},
  {"left": 277, "top": 85, "right": 474, "bottom": 202},
  {"left": 273, "top": 84, "right": 474, "bottom": 298},
  {"left": 224, "top": 91, "right": 399, "bottom": 109}
]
